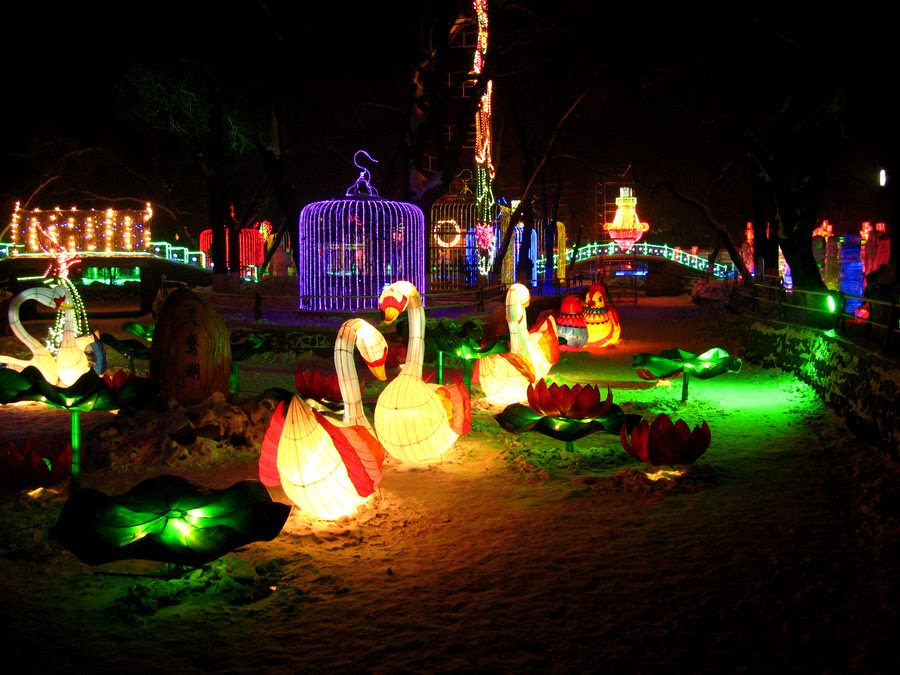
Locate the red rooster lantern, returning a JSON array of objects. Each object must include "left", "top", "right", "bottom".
[{"left": 583, "top": 282, "right": 621, "bottom": 347}]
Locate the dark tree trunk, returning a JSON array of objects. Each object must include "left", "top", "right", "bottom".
[{"left": 205, "top": 80, "right": 229, "bottom": 290}]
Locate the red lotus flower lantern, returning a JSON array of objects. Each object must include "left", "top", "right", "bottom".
[
  {"left": 619, "top": 413, "right": 710, "bottom": 466},
  {"left": 526, "top": 380, "right": 615, "bottom": 419},
  {"left": 495, "top": 379, "right": 638, "bottom": 454}
]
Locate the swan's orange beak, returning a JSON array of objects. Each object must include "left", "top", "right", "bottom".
[
  {"left": 379, "top": 294, "right": 406, "bottom": 325},
  {"left": 382, "top": 307, "right": 399, "bottom": 324},
  {"left": 367, "top": 363, "right": 387, "bottom": 381},
  {"left": 366, "top": 346, "right": 388, "bottom": 381},
  {"left": 58, "top": 301, "right": 74, "bottom": 311}
]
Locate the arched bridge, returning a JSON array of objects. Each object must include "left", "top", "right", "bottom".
[{"left": 536, "top": 241, "right": 737, "bottom": 280}]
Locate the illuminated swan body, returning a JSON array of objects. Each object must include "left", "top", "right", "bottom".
[
  {"left": 272, "top": 318, "right": 388, "bottom": 521},
  {"left": 374, "top": 281, "right": 471, "bottom": 464},
  {"left": 0, "top": 285, "right": 95, "bottom": 386},
  {"left": 477, "top": 283, "right": 559, "bottom": 406}
]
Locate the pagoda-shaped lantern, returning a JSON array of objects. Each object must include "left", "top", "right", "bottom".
[
  {"left": 297, "top": 151, "right": 426, "bottom": 312},
  {"left": 604, "top": 187, "right": 649, "bottom": 252}
]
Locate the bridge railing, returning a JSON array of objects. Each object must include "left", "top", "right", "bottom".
[{"left": 534, "top": 240, "right": 737, "bottom": 279}]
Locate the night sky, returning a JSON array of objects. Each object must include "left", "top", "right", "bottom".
[{"left": 1, "top": 1, "right": 892, "bottom": 243}]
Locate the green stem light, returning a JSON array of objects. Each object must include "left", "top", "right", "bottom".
[{"left": 70, "top": 409, "right": 82, "bottom": 491}]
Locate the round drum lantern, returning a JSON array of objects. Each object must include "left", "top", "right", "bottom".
[{"left": 298, "top": 151, "right": 425, "bottom": 312}]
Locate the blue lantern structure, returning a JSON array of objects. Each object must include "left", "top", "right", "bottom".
[{"left": 298, "top": 151, "right": 425, "bottom": 312}]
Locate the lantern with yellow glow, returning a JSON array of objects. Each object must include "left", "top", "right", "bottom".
[
  {"left": 266, "top": 319, "right": 389, "bottom": 521},
  {"left": 475, "top": 283, "right": 559, "bottom": 405},
  {"left": 374, "top": 281, "right": 471, "bottom": 464},
  {"left": 0, "top": 285, "right": 97, "bottom": 386},
  {"left": 583, "top": 282, "right": 621, "bottom": 348},
  {"left": 604, "top": 187, "right": 649, "bottom": 252}
]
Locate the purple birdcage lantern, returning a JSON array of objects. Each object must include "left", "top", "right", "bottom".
[{"left": 297, "top": 151, "right": 426, "bottom": 312}]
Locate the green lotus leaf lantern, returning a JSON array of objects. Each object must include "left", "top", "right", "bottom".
[
  {"left": 427, "top": 318, "right": 506, "bottom": 391},
  {"left": 632, "top": 347, "right": 742, "bottom": 402},
  {"left": 52, "top": 475, "right": 291, "bottom": 567}
]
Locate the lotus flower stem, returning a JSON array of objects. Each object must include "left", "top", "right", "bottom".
[
  {"left": 437, "top": 352, "right": 444, "bottom": 384},
  {"left": 681, "top": 372, "right": 689, "bottom": 403},
  {"left": 565, "top": 440, "right": 576, "bottom": 454},
  {"left": 70, "top": 410, "right": 82, "bottom": 491}
]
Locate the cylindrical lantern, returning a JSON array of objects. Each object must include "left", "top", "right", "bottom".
[
  {"left": 298, "top": 151, "right": 425, "bottom": 312},
  {"left": 429, "top": 184, "right": 480, "bottom": 292}
]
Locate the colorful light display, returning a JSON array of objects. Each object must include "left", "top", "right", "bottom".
[
  {"left": 473, "top": 0, "right": 496, "bottom": 280},
  {"left": 555, "top": 295, "right": 588, "bottom": 348},
  {"left": 199, "top": 225, "right": 268, "bottom": 276},
  {"left": 374, "top": 281, "right": 471, "bottom": 464},
  {"left": 603, "top": 188, "right": 649, "bottom": 252},
  {"left": 8, "top": 202, "right": 153, "bottom": 253},
  {"left": 297, "top": 151, "right": 425, "bottom": 312},
  {"left": 276, "top": 393, "right": 382, "bottom": 521},
  {"left": 429, "top": 182, "right": 488, "bottom": 291}
]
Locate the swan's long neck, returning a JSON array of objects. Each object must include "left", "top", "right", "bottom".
[
  {"left": 334, "top": 322, "right": 368, "bottom": 429},
  {"left": 8, "top": 289, "right": 53, "bottom": 352},
  {"left": 507, "top": 295, "right": 528, "bottom": 354},
  {"left": 404, "top": 290, "right": 425, "bottom": 378}
]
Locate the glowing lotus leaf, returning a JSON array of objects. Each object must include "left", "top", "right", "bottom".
[
  {"left": 526, "top": 381, "right": 615, "bottom": 420},
  {"left": 495, "top": 400, "right": 639, "bottom": 443},
  {"left": 0, "top": 437, "right": 72, "bottom": 490},
  {"left": 632, "top": 347, "right": 742, "bottom": 381},
  {"left": 122, "top": 321, "right": 155, "bottom": 342},
  {"left": 51, "top": 475, "right": 291, "bottom": 566},
  {"left": 619, "top": 413, "right": 711, "bottom": 465},
  {"left": 0, "top": 365, "right": 159, "bottom": 412},
  {"left": 428, "top": 319, "right": 506, "bottom": 361}
]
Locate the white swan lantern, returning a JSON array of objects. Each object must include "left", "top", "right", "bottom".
[
  {"left": 476, "top": 283, "right": 559, "bottom": 406},
  {"left": 374, "top": 281, "right": 471, "bottom": 464},
  {"left": 262, "top": 318, "right": 389, "bottom": 521},
  {"left": 0, "top": 285, "right": 97, "bottom": 386}
]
